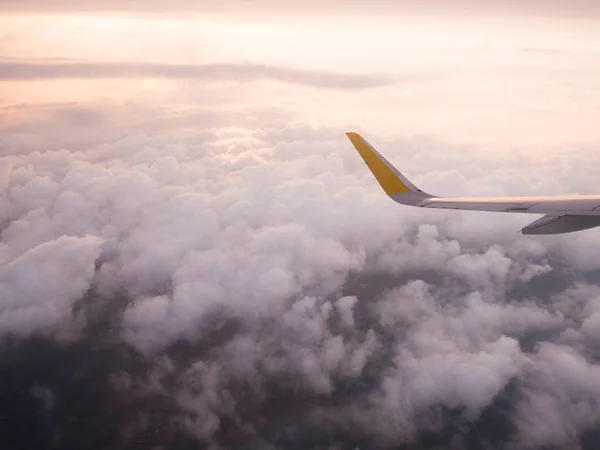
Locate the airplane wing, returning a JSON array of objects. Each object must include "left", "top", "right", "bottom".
[{"left": 346, "top": 131, "right": 600, "bottom": 235}]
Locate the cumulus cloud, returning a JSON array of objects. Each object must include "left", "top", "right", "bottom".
[
  {"left": 3, "top": 118, "right": 600, "bottom": 449},
  {"left": 0, "top": 235, "right": 102, "bottom": 339}
]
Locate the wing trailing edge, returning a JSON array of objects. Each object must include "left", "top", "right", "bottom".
[{"left": 521, "top": 215, "right": 600, "bottom": 235}]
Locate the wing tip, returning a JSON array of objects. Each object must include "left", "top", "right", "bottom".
[
  {"left": 345, "top": 130, "right": 414, "bottom": 196},
  {"left": 345, "top": 131, "right": 363, "bottom": 147}
]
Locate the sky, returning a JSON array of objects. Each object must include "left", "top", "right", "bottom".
[
  {"left": 2, "top": 0, "right": 600, "bottom": 147},
  {"left": 2, "top": 1, "right": 600, "bottom": 449}
]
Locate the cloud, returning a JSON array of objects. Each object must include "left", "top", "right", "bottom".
[
  {"left": 0, "top": 235, "right": 103, "bottom": 339},
  {"left": 511, "top": 342, "right": 600, "bottom": 449},
  {"left": 0, "top": 101, "right": 78, "bottom": 111},
  {"left": 519, "top": 46, "right": 571, "bottom": 55},
  {"left": 0, "top": 61, "right": 399, "bottom": 90},
  {"left": 0, "top": 0, "right": 599, "bottom": 17},
  {"left": 0, "top": 102, "right": 299, "bottom": 156},
  {"left": 3, "top": 117, "right": 600, "bottom": 449}
]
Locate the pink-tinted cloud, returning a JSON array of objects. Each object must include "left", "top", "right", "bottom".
[
  {"left": 0, "top": 0, "right": 599, "bottom": 16},
  {"left": 0, "top": 0, "right": 600, "bottom": 17},
  {"left": 0, "top": 61, "right": 401, "bottom": 90}
]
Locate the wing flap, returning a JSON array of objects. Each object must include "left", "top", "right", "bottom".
[{"left": 522, "top": 215, "right": 600, "bottom": 235}]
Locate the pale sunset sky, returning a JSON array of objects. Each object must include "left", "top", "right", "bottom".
[{"left": 2, "top": 0, "right": 600, "bottom": 150}]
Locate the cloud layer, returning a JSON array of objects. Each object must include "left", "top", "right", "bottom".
[
  {"left": 1, "top": 0, "right": 599, "bottom": 17},
  {"left": 3, "top": 120, "right": 600, "bottom": 449},
  {"left": 0, "top": 61, "right": 398, "bottom": 90}
]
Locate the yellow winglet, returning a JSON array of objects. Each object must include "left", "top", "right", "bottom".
[{"left": 346, "top": 131, "right": 412, "bottom": 196}]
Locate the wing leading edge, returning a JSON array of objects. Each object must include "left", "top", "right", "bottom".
[{"left": 346, "top": 131, "right": 600, "bottom": 235}]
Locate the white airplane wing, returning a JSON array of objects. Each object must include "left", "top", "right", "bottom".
[{"left": 346, "top": 132, "right": 600, "bottom": 235}]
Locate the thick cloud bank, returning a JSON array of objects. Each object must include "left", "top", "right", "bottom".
[{"left": 2, "top": 124, "right": 600, "bottom": 449}]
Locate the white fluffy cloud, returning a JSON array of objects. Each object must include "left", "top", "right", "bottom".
[
  {"left": 0, "top": 234, "right": 102, "bottom": 339},
  {"left": 3, "top": 119, "right": 600, "bottom": 448}
]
